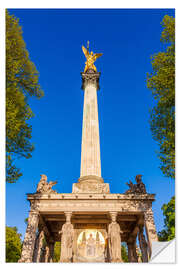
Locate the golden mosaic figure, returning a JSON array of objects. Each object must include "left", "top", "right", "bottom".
[{"left": 82, "top": 42, "right": 103, "bottom": 73}]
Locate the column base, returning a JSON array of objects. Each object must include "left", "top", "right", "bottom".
[
  {"left": 72, "top": 175, "right": 110, "bottom": 193},
  {"left": 78, "top": 175, "right": 104, "bottom": 183}
]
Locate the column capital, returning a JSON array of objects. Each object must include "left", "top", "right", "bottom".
[
  {"left": 29, "top": 210, "right": 39, "bottom": 216},
  {"left": 64, "top": 212, "right": 73, "bottom": 222},
  {"left": 81, "top": 69, "right": 101, "bottom": 90},
  {"left": 109, "top": 212, "right": 118, "bottom": 221}
]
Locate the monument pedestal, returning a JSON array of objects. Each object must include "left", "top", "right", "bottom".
[
  {"left": 72, "top": 175, "right": 110, "bottom": 194},
  {"left": 19, "top": 50, "right": 158, "bottom": 263}
]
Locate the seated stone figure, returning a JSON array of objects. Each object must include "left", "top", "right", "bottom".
[
  {"left": 125, "top": 175, "right": 147, "bottom": 194},
  {"left": 36, "top": 174, "right": 57, "bottom": 194}
]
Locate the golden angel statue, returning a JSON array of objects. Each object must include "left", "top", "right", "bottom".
[{"left": 82, "top": 44, "right": 103, "bottom": 73}]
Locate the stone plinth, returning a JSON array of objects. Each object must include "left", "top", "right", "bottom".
[{"left": 72, "top": 175, "right": 110, "bottom": 193}]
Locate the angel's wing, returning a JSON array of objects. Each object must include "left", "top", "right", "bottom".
[
  {"left": 93, "top": 53, "right": 103, "bottom": 61},
  {"left": 82, "top": 45, "right": 89, "bottom": 59}
]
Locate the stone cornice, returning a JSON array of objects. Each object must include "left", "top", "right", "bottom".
[{"left": 27, "top": 193, "right": 156, "bottom": 202}]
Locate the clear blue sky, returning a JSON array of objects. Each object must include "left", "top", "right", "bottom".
[{"left": 6, "top": 9, "right": 175, "bottom": 239}]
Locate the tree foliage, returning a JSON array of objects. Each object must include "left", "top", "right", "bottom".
[
  {"left": 6, "top": 10, "right": 44, "bottom": 183},
  {"left": 158, "top": 196, "right": 175, "bottom": 241},
  {"left": 121, "top": 244, "right": 128, "bottom": 262},
  {"left": 6, "top": 226, "right": 22, "bottom": 262},
  {"left": 53, "top": 241, "right": 61, "bottom": 262},
  {"left": 147, "top": 15, "right": 175, "bottom": 179}
]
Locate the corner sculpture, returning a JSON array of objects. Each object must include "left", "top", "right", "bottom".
[
  {"left": 125, "top": 175, "right": 147, "bottom": 194},
  {"left": 82, "top": 41, "right": 103, "bottom": 73},
  {"left": 36, "top": 174, "right": 57, "bottom": 194}
]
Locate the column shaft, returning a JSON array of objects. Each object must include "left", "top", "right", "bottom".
[
  {"left": 138, "top": 226, "right": 148, "bottom": 262},
  {"left": 144, "top": 208, "right": 158, "bottom": 258},
  {"left": 49, "top": 240, "right": 55, "bottom": 262},
  {"left": 19, "top": 210, "right": 39, "bottom": 262},
  {"left": 33, "top": 230, "right": 44, "bottom": 262},
  {"left": 80, "top": 73, "right": 101, "bottom": 177}
]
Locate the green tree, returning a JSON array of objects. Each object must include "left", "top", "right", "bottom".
[
  {"left": 53, "top": 242, "right": 61, "bottom": 262},
  {"left": 147, "top": 15, "right": 175, "bottom": 179},
  {"left": 121, "top": 244, "right": 128, "bottom": 262},
  {"left": 6, "top": 10, "right": 44, "bottom": 183},
  {"left": 6, "top": 226, "right": 22, "bottom": 262},
  {"left": 158, "top": 196, "right": 175, "bottom": 241}
]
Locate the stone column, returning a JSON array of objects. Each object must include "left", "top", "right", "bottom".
[
  {"left": 49, "top": 238, "right": 55, "bottom": 262},
  {"left": 19, "top": 210, "right": 39, "bottom": 262},
  {"left": 138, "top": 226, "right": 148, "bottom": 262},
  {"left": 127, "top": 236, "right": 138, "bottom": 262},
  {"left": 45, "top": 245, "right": 50, "bottom": 262},
  {"left": 80, "top": 70, "right": 101, "bottom": 178},
  {"left": 108, "top": 212, "right": 122, "bottom": 262},
  {"left": 144, "top": 207, "right": 158, "bottom": 258},
  {"left": 72, "top": 229, "right": 78, "bottom": 261},
  {"left": 33, "top": 229, "right": 45, "bottom": 262}
]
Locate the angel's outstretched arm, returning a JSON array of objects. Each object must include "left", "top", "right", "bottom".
[{"left": 82, "top": 45, "right": 89, "bottom": 59}]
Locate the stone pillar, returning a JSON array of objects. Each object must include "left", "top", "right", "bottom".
[
  {"left": 72, "top": 229, "right": 79, "bottom": 261},
  {"left": 108, "top": 212, "right": 122, "bottom": 262},
  {"left": 136, "top": 247, "right": 141, "bottom": 262},
  {"left": 40, "top": 247, "right": 46, "bottom": 262},
  {"left": 80, "top": 70, "right": 101, "bottom": 178},
  {"left": 127, "top": 236, "right": 138, "bottom": 262},
  {"left": 144, "top": 207, "right": 158, "bottom": 258},
  {"left": 19, "top": 210, "right": 39, "bottom": 262},
  {"left": 33, "top": 229, "right": 45, "bottom": 262},
  {"left": 49, "top": 239, "right": 55, "bottom": 262},
  {"left": 138, "top": 226, "right": 148, "bottom": 262},
  {"left": 45, "top": 245, "right": 50, "bottom": 262},
  {"left": 60, "top": 212, "right": 74, "bottom": 262}
]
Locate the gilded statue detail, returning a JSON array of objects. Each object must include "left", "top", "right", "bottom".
[{"left": 82, "top": 42, "right": 102, "bottom": 73}]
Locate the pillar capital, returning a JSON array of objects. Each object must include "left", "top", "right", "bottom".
[
  {"left": 109, "top": 211, "right": 118, "bottom": 221},
  {"left": 64, "top": 212, "right": 72, "bottom": 222},
  {"left": 81, "top": 69, "right": 100, "bottom": 90}
]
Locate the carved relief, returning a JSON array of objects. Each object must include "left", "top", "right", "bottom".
[
  {"left": 72, "top": 182, "right": 110, "bottom": 193},
  {"left": 144, "top": 208, "right": 158, "bottom": 242},
  {"left": 19, "top": 211, "right": 39, "bottom": 262}
]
